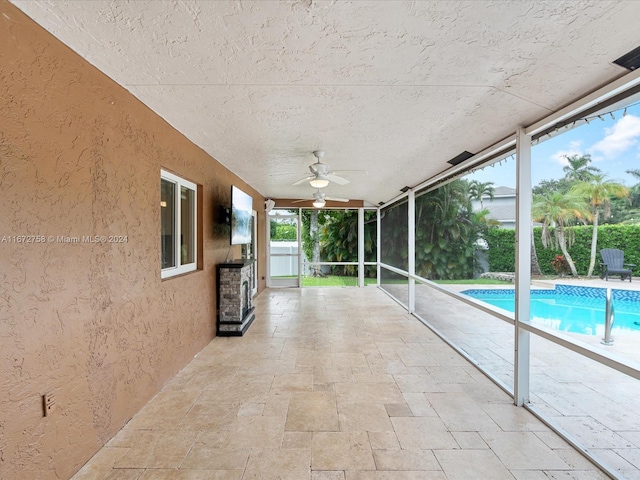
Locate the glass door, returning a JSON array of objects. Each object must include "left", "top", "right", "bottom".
[
  {"left": 242, "top": 210, "right": 259, "bottom": 296},
  {"left": 251, "top": 210, "right": 258, "bottom": 296},
  {"left": 267, "top": 210, "right": 300, "bottom": 287}
]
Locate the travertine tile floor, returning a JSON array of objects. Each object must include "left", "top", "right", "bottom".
[
  {"left": 73, "top": 287, "right": 608, "bottom": 479},
  {"left": 409, "top": 280, "right": 640, "bottom": 479}
]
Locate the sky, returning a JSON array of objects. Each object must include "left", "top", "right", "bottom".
[{"left": 467, "top": 102, "right": 640, "bottom": 189}]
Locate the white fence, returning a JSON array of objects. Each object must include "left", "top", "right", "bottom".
[
  {"left": 270, "top": 242, "right": 302, "bottom": 277},
  {"left": 270, "top": 242, "right": 338, "bottom": 277}
]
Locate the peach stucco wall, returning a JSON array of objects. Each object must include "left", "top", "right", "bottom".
[{"left": 0, "top": 3, "right": 266, "bottom": 478}]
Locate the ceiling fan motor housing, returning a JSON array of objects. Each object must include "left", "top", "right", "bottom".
[
  {"left": 291, "top": 150, "right": 352, "bottom": 187},
  {"left": 309, "top": 163, "right": 330, "bottom": 176}
]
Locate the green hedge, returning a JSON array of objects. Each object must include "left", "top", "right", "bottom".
[
  {"left": 486, "top": 224, "right": 640, "bottom": 276},
  {"left": 486, "top": 229, "right": 516, "bottom": 272}
]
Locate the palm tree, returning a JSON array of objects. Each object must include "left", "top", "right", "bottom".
[
  {"left": 414, "top": 180, "right": 478, "bottom": 279},
  {"left": 309, "top": 209, "right": 322, "bottom": 277},
  {"left": 570, "top": 174, "right": 629, "bottom": 277},
  {"left": 562, "top": 154, "right": 601, "bottom": 183},
  {"left": 530, "top": 228, "right": 543, "bottom": 277},
  {"left": 626, "top": 169, "right": 640, "bottom": 208},
  {"left": 468, "top": 180, "right": 495, "bottom": 209},
  {"left": 320, "top": 210, "right": 362, "bottom": 277},
  {"left": 532, "top": 192, "right": 591, "bottom": 277}
]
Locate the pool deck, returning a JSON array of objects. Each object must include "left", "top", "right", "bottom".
[
  {"left": 534, "top": 276, "right": 640, "bottom": 291},
  {"left": 446, "top": 276, "right": 640, "bottom": 365},
  {"left": 408, "top": 276, "right": 640, "bottom": 478}
]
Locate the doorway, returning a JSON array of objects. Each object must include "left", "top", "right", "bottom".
[{"left": 267, "top": 210, "right": 300, "bottom": 287}]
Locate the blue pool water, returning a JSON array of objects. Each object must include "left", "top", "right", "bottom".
[{"left": 461, "top": 285, "right": 640, "bottom": 336}]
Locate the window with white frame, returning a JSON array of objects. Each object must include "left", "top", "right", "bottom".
[{"left": 161, "top": 169, "right": 197, "bottom": 278}]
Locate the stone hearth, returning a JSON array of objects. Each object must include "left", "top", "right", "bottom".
[{"left": 216, "top": 260, "right": 255, "bottom": 336}]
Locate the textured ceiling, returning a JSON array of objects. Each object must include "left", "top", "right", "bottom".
[{"left": 11, "top": 0, "right": 640, "bottom": 206}]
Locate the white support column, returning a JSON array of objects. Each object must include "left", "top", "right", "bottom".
[
  {"left": 266, "top": 211, "right": 271, "bottom": 288},
  {"left": 377, "top": 208, "right": 381, "bottom": 287},
  {"left": 515, "top": 127, "right": 532, "bottom": 406},
  {"left": 408, "top": 190, "right": 415, "bottom": 314},
  {"left": 297, "top": 208, "right": 302, "bottom": 287},
  {"left": 358, "top": 208, "right": 365, "bottom": 288}
]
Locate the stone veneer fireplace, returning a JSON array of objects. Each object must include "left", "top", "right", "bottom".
[{"left": 216, "top": 260, "right": 256, "bottom": 336}]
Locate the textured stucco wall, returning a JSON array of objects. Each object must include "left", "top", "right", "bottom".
[{"left": 0, "top": 2, "right": 266, "bottom": 478}]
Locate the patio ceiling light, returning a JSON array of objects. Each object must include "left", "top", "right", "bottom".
[{"left": 309, "top": 176, "right": 330, "bottom": 188}]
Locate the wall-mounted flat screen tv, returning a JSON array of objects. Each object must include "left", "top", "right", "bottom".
[{"left": 230, "top": 185, "right": 253, "bottom": 245}]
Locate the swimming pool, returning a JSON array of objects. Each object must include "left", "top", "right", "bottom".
[{"left": 461, "top": 285, "right": 640, "bottom": 336}]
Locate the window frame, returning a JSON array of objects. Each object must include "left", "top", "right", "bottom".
[{"left": 161, "top": 169, "right": 198, "bottom": 279}]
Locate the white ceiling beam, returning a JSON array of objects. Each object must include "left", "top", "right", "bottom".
[{"left": 525, "top": 68, "right": 640, "bottom": 137}]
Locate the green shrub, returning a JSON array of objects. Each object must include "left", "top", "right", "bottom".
[
  {"left": 487, "top": 224, "right": 640, "bottom": 276},
  {"left": 486, "top": 228, "right": 515, "bottom": 272}
]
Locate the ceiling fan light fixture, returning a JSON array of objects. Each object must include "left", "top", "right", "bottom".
[
  {"left": 312, "top": 200, "right": 325, "bottom": 208},
  {"left": 309, "top": 177, "right": 330, "bottom": 188}
]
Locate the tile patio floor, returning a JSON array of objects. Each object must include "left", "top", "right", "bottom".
[
  {"left": 72, "top": 286, "right": 614, "bottom": 480},
  {"left": 410, "top": 277, "right": 640, "bottom": 480}
]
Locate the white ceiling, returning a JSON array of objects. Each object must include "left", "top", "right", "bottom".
[{"left": 11, "top": 0, "right": 640, "bottom": 206}]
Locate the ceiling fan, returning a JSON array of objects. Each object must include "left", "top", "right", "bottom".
[
  {"left": 292, "top": 150, "right": 364, "bottom": 188},
  {"left": 292, "top": 190, "right": 349, "bottom": 208}
]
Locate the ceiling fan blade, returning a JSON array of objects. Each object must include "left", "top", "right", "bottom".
[
  {"left": 292, "top": 175, "right": 313, "bottom": 186},
  {"left": 291, "top": 198, "right": 310, "bottom": 204},
  {"left": 325, "top": 174, "right": 350, "bottom": 185},
  {"left": 269, "top": 171, "right": 296, "bottom": 177},
  {"left": 325, "top": 196, "right": 350, "bottom": 202},
  {"left": 331, "top": 170, "right": 368, "bottom": 176}
]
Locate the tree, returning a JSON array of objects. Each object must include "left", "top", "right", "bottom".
[
  {"left": 309, "top": 210, "right": 322, "bottom": 276},
  {"left": 414, "top": 179, "right": 481, "bottom": 279},
  {"left": 468, "top": 180, "right": 495, "bottom": 209},
  {"left": 270, "top": 218, "right": 297, "bottom": 241},
  {"left": 301, "top": 209, "right": 334, "bottom": 276},
  {"left": 532, "top": 178, "right": 573, "bottom": 196},
  {"left": 530, "top": 228, "right": 543, "bottom": 276},
  {"left": 561, "top": 154, "right": 601, "bottom": 183},
  {"left": 321, "top": 210, "right": 367, "bottom": 277},
  {"left": 626, "top": 169, "right": 640, "bottom": 208},
  {"left": 570, "top": 174, "right": 629, "bottom": 277},
  {"left": 321, "top": 210, "right": 356, "bottom": 274},
  {"left": 608, "top": 201, "right": 640, "bottom": 224},
  {"left": 532, "top": 192, "right": 591, "bottom": 276}
]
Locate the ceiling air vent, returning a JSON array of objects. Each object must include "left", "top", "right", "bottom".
[
  {"left": 614, "top": 46, "right": 640, "bottom": 71},
  {"left": 447, "top": 151, "right": 474, "bottom": 166}
]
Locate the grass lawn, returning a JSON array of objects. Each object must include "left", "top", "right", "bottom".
[
  {"left": 301, "top": 275, "right": 377, "bottom": 287},
  {"left": 271, "top": 275, "right": 512, "bottom": 287}
]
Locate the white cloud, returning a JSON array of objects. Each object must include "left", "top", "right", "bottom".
[
  {"left": 551, "top": 140, "right": 584, "bottom": 165},
  {"left": 589, "top": 114, "right": 640, "bottom": 159}
]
